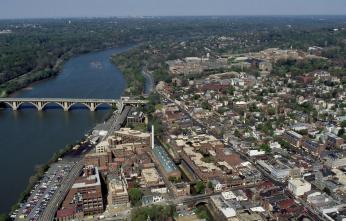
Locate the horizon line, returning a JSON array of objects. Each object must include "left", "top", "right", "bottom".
[{"left": 1, "top": 14, "right": 346, "bottom": 21}]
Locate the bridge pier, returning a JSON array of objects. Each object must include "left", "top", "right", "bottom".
[
  {"left": 89, "top": 102, "right": 96, "bottom": 112},
  {"left": 12, "top": 102, "right": 19, "bottom": 111},
  {"left": 35, "top": 101, "right": 43, "bottom": 111},
  {"left": 117, "top": 102, "right": 124, "bottom": 112},
  {"left": 63, "top": 102, "right": 69, "bottom": 111}
]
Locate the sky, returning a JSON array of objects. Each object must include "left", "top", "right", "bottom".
[{"left": 0, "top": 0, "right": 346, "bottom": 19}]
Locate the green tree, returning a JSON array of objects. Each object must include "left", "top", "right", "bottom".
[
  {"left": 195, "top": 181, "right": 206, "bottom": 194},
  {"left": 131, "top": 205, "right": 175, "bottom": 221},
  {"left": 207, "top": 181, "right": 213, "bottom": 189},
  {"left": 234, "top": 129, "right": 241, "bottom": 138},
  {"left": 201, "top": 101, "right": 211, "bottom": 110},
  {"left": 341, "top": 120, "right": 346, "bottom": 128},
  {"left": 128, "top": 188, "right": 143, "bottom": 206},
  {"left": 228, "top": 86, "right": 235, "bottom": 95},
  {"left": 260, "top": 144, "right": 271, "bottom": 154},
  {"left": 0, "top": 214, "right": 8, "bottom": 221}
]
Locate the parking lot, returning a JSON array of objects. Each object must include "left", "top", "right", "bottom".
[{"left": 13, "top": 161, "right": 76, "bottom": 221}]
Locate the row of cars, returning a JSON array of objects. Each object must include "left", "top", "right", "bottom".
[{"left": 12, "top": 162, "right": 75, "bottom": 221}]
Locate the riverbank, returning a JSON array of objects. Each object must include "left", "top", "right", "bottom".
[
  {"left": 0, "top": 47, "right": 129, "bottom": 215},
  {"left": 0, "top": 44, "right": 135, "bottom": 99},
  {"left": 111, "top": 48, "right": 146, "bottom": 96}
]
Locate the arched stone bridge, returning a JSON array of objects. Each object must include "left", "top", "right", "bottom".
[{"left": 0, "top": 97, "right": 147, "bottom": 112}]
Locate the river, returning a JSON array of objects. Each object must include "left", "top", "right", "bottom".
[{"left": 0, "top": 47, "right": 128, "bottom": 213}]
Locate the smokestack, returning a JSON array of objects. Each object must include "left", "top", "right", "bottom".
[{"left": 151, "top": 125, "right": 154, "bottom": 149}]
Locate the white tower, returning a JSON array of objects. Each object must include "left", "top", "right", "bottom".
[{"left": 151, "top": 125, "right": 155, "bottom": 149}]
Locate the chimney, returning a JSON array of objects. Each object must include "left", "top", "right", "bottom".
[{"left": 151, "top": 125, "right": 154, "bottom": 149}]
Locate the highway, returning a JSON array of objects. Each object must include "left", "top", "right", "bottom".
[
  {"left": 38, "top": 160, "right": 84, "bottom": 221},
  {"left": 37, "top": 104, "right": 134, "bottom": 220},
  {"left": 109, "top": 105, "right": 132, "bottom": 132}
]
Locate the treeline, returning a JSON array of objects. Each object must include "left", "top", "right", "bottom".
[
  {"left": 111, "top": 47, "right": 146, "bottom": 95},
  {"left": 273, "top": 58, "right": 331, "bottom": 76},
  {"left": 111, "top": 16, "right": 346, "bottom": 93},
  {"left": 1, "top": 17, "right": 346, "bottom": 97},
  {"left": 131, "top": 204, "right": 176, "bottom": 221}
]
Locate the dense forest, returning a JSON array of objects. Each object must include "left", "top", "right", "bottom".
[{"left": 1, "top": 16, "right": 346, "bottom": 97}]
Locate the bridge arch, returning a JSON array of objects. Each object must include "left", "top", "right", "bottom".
[
  {"left": 40, "top": 102, "right": 65, "bottom": 111},
  {"left": 194, "top": 200, "right": 209, "bottom": 207},
  {"left": 0, "top": 98, "right": 142, "bottom": 112},
  {"left": 94, "top": 102, "right": 114, "bottom": 111},
  {"left": 0, "top": 101, "right": 14, "bottom": 110},
  {"left": 16, "top": 102, "right": 40, "bottom": 110},
  {"left": 80, "top": 102, "right": 96, "bottom": 111}
]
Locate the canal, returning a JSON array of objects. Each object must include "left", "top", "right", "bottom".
[{"left": 0, "top": 47, "right": 128, "bottom": 213}]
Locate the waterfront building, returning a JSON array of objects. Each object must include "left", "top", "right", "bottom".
[
  {"left": 84, "top": 150, "right": 112, "bottom": 172},
  {"left": 56, "top": 166, "right": 104, "bottom": 220}
]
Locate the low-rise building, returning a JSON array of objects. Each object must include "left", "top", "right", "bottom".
[
  {"left": 210, "top": 195, "right": 237, "bottom": 220},
  {"left": 107, "top": 176, "right": 129, "bottom": 207},
  {"left": 127, "top": 109, "right": 145, "bottom": 124},
  {"left": 141, "top": 167, "right": 163, "bottom": 187},
  {"left": 302, "top": 139, "right": 325, "bottom": 157},
  {"left": 108, "top": 128, "right": 151, "bottom": 148},
  {"left": 325, "top": 154, "right": 346, "bottom": 168},
  {"left": 283, "top": 130, "right": 303, "bottom": 148},
  {"left": 257, "top": 159, "right": 292, "bottom": 181},
  {"left": 326, "top": 133, "right": 344, "bottom": 149},
  {"left": 152, "top": 145, "right": 181, "bottom": 179},
  {"left": 288, "top": 178, "right": 311, "bottom": 197}
]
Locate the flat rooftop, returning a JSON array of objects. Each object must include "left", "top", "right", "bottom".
[{"left": 153, "top": 145, "right": 178, "bottom": 174}]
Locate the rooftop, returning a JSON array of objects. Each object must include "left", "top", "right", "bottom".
[{"left": 153, "top": 145, "right": 178, "bottom": 173}]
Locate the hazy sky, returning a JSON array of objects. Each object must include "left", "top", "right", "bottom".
[{"left": 1, "top": 0, "right": 346, "bottom": 19}]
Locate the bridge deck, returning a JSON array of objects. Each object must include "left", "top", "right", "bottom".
[
  {"left": 0, "top": 98, "right": 116, "bottom": 103},
  {"left": 0, "top": 97, "right": 147, "bottom": 112}
]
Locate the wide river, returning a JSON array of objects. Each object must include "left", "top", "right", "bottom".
[{"left": 0, "top": 47, "right": 128, "bottom": 213}]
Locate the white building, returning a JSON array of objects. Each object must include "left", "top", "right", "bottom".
[
  {"left": 248, "top": 149, "right": 266, "bottom": 157},
  {"left": 288, "top": 178, "right": 311, "bottom": 197}
]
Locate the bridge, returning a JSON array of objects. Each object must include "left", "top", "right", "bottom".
[{"left": 0, "top": 97, "right": 147, "bottom": 112}]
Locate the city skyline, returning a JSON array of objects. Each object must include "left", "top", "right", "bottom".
[{"left": 0, "top": 0, "right": 346, "bottom": 19}]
